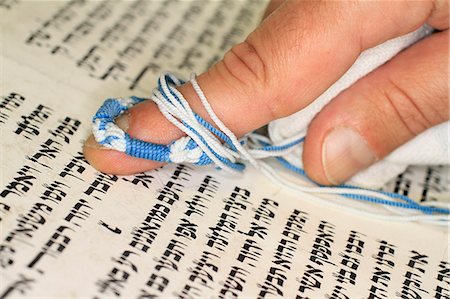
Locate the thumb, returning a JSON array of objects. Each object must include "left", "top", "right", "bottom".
[
  {"left": 303, "top": 30, "right": 449, "bottom": 185},
  {"left": 84, "top": 1, "right": 436, "bottom": 175}
]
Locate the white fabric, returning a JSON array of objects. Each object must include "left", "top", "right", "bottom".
[{"left": 268, "top": 25, "right": 450, "bottom": 188}]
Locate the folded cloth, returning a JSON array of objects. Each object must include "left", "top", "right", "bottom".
[{"left": 268, "top": 24, "right": 449, "bottom": 188}]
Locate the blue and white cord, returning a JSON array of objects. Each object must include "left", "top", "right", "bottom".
[{"left": 92, "top": 73, "right": 450, "bottom": 225}]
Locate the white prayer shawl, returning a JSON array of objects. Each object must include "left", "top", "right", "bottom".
[{"left": 268, "top": 25, "right": 450, "bottom": 188}]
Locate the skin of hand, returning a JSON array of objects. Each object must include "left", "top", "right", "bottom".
[{"left": 84, "top": 0, "right": 449, "bottom": 185}]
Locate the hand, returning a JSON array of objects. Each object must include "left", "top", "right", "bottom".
[{"left": 84, "top": 0, "right": 449, "bottom": 185}]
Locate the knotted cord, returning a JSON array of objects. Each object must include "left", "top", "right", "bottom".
[{"left": 92, "top": 73, "right": 450, "bottom": 225}]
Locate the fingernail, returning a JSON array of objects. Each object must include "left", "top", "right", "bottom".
[
  {"left": 115, "top": 112, "right": 130, "bottom": 132},
  {"left": 322, "top": 127, "right": 376, "bottom": 185},
  {"left": 84, "top": 135, "right": 107, "bottom": 150}
]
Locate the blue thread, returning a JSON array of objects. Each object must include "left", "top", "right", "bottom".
[
  {"left": 258, "top": 137, "right": 305, "bottom": 152},
  {"left": 275, "top": 155, "right": 449, "bottom": 215},
  {"left": 92, "top": 73, "right": 449, "bottom": 217}
]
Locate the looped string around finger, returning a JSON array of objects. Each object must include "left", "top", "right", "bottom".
[{"left": 92, "top": 72, "right": 450, "bottom": 225}]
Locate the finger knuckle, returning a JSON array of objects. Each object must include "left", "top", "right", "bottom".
[
  {"left": 222, "top": 39, "right": 268, "bottom": 88},
  {"left": 382, "top": 79, "right": 435, "bottom": 136},
  {"left": 218, "top": 39, "right": 280, "bottom": 120}
]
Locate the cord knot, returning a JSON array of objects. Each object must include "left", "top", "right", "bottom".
[{"left": 169, "top": 137, "right": 203, "bottom": 163}]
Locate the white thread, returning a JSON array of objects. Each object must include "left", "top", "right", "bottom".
[
  {"left": 247, "top": 132, "right": 306, "bottom": 159},
  {"left": 151, "top": 82, "right": 238, "bottom": 172},
  {"left": 259, "top": 162, "right": 449, "bottom": 225},
  {"left": 190, "top": 75, "right": 260, "bottom": 169},
  {"left": 169, "top": 137, "right": 203, "bottom": 163},
  {"left": 165, "top": 76, "right": 240, "bottom": 163},
  {"left": 92, "top": 73, "right": 448, "bottom": 225},
  {"left": 92, "top": 119, "right": 126, "bottom": 152},
  {"left": 175, "top": 73, "right": 448, "bottom": 225},
  {"left": 118, "top": 97, "right": 137, "bottom": 108}
]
